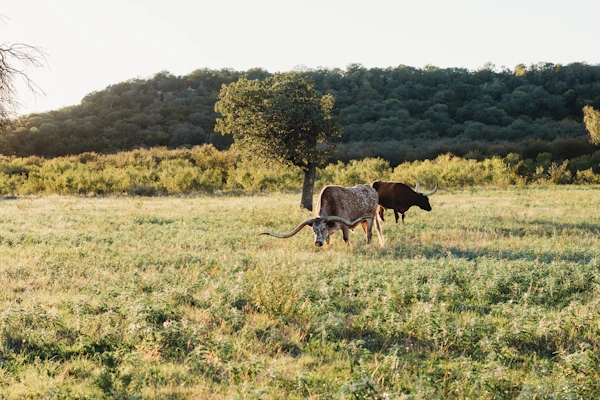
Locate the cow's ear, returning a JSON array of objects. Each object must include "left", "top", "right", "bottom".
[{"left": 326, "top": 221, "right": 336, "bottom": 228}]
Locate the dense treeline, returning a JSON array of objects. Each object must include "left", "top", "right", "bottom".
[
  {"left": 1, "top": 145, "right": 599, "bottom": 196},
  {"left": 1, "top": 63, "right": 600, "bottom": 165}
]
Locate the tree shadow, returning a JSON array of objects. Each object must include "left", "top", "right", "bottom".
[
  {"left": 493, "top": 219, "right": 600, "bottom": 238},
  {"left": 384, "top": 220, "right": 599, "bottom": 264}
]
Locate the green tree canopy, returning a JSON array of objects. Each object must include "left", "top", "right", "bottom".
[
  {"left": 3, "top": 63, "right": 600, "bottom": 165},
  {"left": 214, "top": 72, "right": 341, "bottom": 210}
]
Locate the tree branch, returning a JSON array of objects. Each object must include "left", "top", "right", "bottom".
[{"left": 0, "top": 20, "right": 48, "bottom": 122}]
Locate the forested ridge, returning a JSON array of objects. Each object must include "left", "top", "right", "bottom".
[{"left": 2, "top": 62, "right": 600, "bottom": 166}]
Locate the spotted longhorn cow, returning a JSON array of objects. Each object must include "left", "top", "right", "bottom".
[
  {"left": 372, "top": 180, "right": 438, "bottom": 224},
  {"left": 261, "top": 184, "right": 384, "bottom": 247}
]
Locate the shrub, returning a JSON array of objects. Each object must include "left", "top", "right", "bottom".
[
  {"left": 316, "top": 158, "right": 391, "bottom": 188},
  {"left": 0, "top": 173, "right": 23, "bottom": 196},
  {"left": 158, "top": 160, "right": 223, "bottom": 194},
  {"left": 128, "top": 184, "right": 158, "bottom": 196},
  {"left": 574, "top": 168, "right": 600, "bottom": 184},
  {"left": 0, "top": 147, "right": 598, "bottom": 197},
  {"left": 391, "top": 153, "right": 516, "bottom": 189},
  {"left": 225, "top": 158, "right": 302, "bottom": 193},
  {"left": 504, "top": 153, "right": 531, "bottom": 184},
  {"left": 548, "top": 160, "right": 572, "bottom": 184},
  {"left": 189, "top": 144, "right": 237, "bottom": 182}
]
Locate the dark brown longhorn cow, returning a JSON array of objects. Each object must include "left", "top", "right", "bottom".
[
  {"left": 372, "top": 180, "right": 438, "bottom": 224},
  {"left": 261, "top": 184, "right": 384, "bottom": 247}
]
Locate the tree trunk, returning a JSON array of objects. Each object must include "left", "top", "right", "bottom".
[{"left": 300, "top": 163, "right": 316, "bottom": 211}]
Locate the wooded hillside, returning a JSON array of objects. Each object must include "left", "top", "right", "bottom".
[{"left": 2, "top": 63, "right": 599, "bottom": 165}]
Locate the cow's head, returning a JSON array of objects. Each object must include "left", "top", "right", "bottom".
[
  {"left": 261, "top": 216, "right": 373, "bottom": 246},
  {"left": 311, "top": 217, "right": 331, "bottom": 247},
  {"left": 414, "top": 180, "right": 438, "bottom": 211}
]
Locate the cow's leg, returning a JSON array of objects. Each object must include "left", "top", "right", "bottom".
[
  {"left": 378, "top": 205, "right": 385, "bottom": 222},
  {"left": 341, "top": 225, "right": 350, "bottom": 244},
  {"left": 363, "top": 219, "right": 373, "bottom": 244},
  {"left": 374, "top": 216, "right": 385, "bottom": 247},
  {"left": 360, "top": 221, "right": 369, "bottom": 243},
  {"left": 401, "top": 212, "right": 405, "bottom": 224},
  {"left": 394, "top": 209, "right": 400, "bottom": 224},
  {"left": 359, "top": 220, "right": 368, "bottom": 233}
]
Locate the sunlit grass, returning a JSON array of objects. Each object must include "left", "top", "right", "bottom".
[{"left": 0, "top": 187, "right": 599, "bottom": 398}]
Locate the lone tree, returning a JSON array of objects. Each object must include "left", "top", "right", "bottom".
[
  {"left": 583, "top": 105, "right": 600, "bottom": 146},
  {"left": 214, "top": 72, "right": 341, "bottom": 211},
  {"left": 0, "top": 17, "right": 47, "bottom": 124}
]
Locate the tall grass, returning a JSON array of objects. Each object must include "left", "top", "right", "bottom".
[{"left": 0, "top": 187, "right": 599, "bottom": 398}]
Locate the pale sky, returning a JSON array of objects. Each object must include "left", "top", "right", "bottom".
[{"left": 3, "top": 0, "right": 600, "bottom": 115}]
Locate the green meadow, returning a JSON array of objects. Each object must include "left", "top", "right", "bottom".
[{"left": 1, "top": 187, "right": 600, "bottom": 399}]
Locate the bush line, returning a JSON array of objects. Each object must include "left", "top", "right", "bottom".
[{"left": 0, "top": 145, "right": 599, "bottom": 196}]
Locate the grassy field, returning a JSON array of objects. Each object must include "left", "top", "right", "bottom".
[{"left": 1, "top": 186, "right": 600, "bottom": 399}]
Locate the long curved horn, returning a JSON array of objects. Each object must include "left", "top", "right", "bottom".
[
  {"left": 414, "top": 179, "right": 420, "bottom": 193},
  {"left": 260, "top": 218, "right": 316, "bottom": 238},
  {"left": 422, "top": 182, "right": 438, "bottom": 197},
  {"left": 325, "top": 215, "right": 374, "bottom": 229},
  {"left": 349, "top": 216, "right": 374, "bottom": 229}
]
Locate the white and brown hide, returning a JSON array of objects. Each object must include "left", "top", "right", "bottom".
[{"left": 261, "top": 184, "right": 385, "bottom": 247}]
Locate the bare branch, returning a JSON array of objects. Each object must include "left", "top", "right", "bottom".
[{"left": 0, "top": 17, "right": 48, "bottom": 122}]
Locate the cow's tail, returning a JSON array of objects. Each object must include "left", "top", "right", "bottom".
[{"left": 376, "top": 205, "right": 386, "bottom": 223}]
